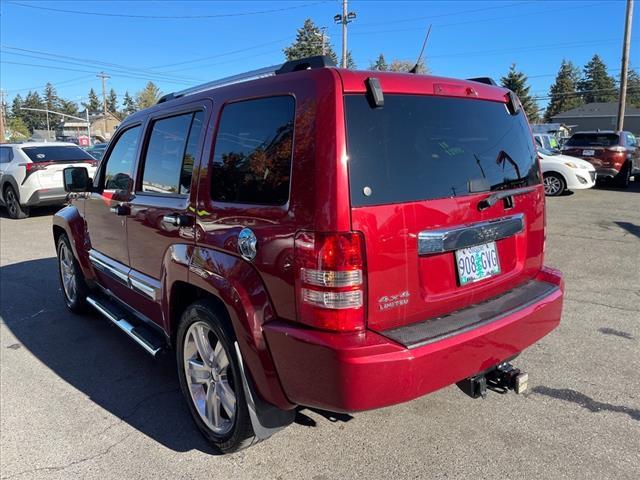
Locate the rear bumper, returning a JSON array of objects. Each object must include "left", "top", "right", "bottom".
[
  {"left": 24, "top": 188, "right": 68, "bottom": 206},
  {"left": 264, "top": 267, "right": 563, "bottom": 412},
  {"left": 595, "top": 167, "right": 621, "bottom": 179}
]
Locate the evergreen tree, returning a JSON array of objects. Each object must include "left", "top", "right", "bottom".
[
  {"left": 283, "top": 18, "right": 338, "bottom": 64},
  {"left": 22, "top": 91, "right": 46, "bottom": 132},
  {"left": 389, "top": 59, "right": 427, "bottom": 74},
  {"left": 500, "top": 64, "right": 539, "bottom": 122},
  {"left": 59, "top": 99, "right": 79, "bottom": 117},
  {"left": 43, "top": 82, "right": 60, "bottom": 112},
  {"left": 122, "top": 91, "right": 137, "bottom": 116},
  {"left": 624, "top": 69, "right": 640, "bottom": 107},
  {"left": 370, "top": 53, "right": 388, "bottom": 71},
  {"left": 544, "top": 60, "right": 583, "bottom": 122},
  {"left": 83, "top": 88, "right": 102, "bottom": 113},
  {"left": 107, "top": 88, "right": 118, "bottom": 114},
  {"left": 578, "top": 54, "right": 617, "bottom": 103},
  {"left": 346, "top": 51, "right": 356, "bottom": 69},
  {"left": 10, "top": 94, "right": 24, "bottom": 119},
  {"left": 136, "top": 82, "right": 161, "bottom": 109}
]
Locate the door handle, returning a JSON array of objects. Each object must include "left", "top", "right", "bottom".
[
  {"left": 161, "top": 213, "right": 191, "bottom": 227},
  {"left": 110, "top": 204, "right": 130, "bottom": 216}
]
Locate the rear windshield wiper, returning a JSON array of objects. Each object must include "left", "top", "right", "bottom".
[{"left": 477, "top": 186, "right": 535, "bottom": 211}]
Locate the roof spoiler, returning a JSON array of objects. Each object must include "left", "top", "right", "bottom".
[{"left": 466, "top": 77, "right": 497, "bottom": 86}]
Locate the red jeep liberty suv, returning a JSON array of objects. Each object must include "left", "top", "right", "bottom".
[{"left": 54, "top": 56, "right": 564, "bottom": 452}]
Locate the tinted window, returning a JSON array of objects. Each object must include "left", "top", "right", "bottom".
[
  {"left": 21, "top": 145, "right": 92, "bottom": 163},
  {"left": 212, "top": 96, "right": 294, "bottom": 205},
  {"left": 104, "top": 126, "right": 141, "bottom": 191},
  {"left": 141, "top": 111, "right": 203, "bottom": 195},
  {"left": 565, "top": 133, "right": 619, "bottom": 147},
  {"left": 625, "top": 133, "right": 637, "bottom": 147},
  {"left": 0, "top": 147, "right": 12, "bottom": 163},
  {"left": 345, "top": 94, "right": 540, "bottom": 206}
]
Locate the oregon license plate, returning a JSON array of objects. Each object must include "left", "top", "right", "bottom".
[{"left": 455, "top": 242, "right": 501, "bottom": 285}]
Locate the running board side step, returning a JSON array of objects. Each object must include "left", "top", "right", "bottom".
[{"left": 86, "top": 296, "right": 165, "bottom": 357}]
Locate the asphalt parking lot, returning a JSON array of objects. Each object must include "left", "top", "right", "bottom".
[{"left": 1, "top": 183, "right": 639, "bottom": 480}]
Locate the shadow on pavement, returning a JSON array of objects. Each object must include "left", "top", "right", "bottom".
[
  {"left": 614, "top": 221, "right": 640, "bottom": 239},
  {"left": 0, "top": 257, "right": 216, "bottom": 454},
  {"left": 0, "top": 205, "right": 62, "bottom": 219}
]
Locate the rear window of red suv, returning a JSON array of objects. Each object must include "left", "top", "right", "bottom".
[
  {"left": 21, "top": 145, "right": 93, "bottom": 163},
  {"left": 345, "top": 94, "right": 540, "bottom": 207},
  {"left": 565, "top": 133, "right": 619, "bottom": 147}
]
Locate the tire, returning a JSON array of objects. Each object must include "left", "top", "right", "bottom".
[
  {"left": 56, "top": 234, "right": 88, "bottom": 313},
  {"left": 176, "top": 300, "right": 255, "bottom": 453},
  {"left": 543, "top": 172, "right": 565, "bottom": 196},
  {"left": 4, "top": 185, "right": 30, "bottom": 219},
  {"left": 614, "top": 162, "right": 631, "bottom": 188}
]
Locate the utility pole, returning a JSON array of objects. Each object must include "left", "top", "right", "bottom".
[
  {"left": 97, "top": 71, "right": 110, "bottom": 137},
  {"left": 334, "top": 0, "right": 356, "bottom": 68},
  {"left": 0, "top": 90, "right": 6, "bottom": 143},
  {"left": 616, "top": 0, "right": 634, "bottom": 131}
]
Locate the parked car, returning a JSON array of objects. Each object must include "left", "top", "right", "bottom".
[
  {"left": 534, "top": 133, "right": 560, "bottom": 152},
  {"left": 538, "top": 147, "right": 596, "bottom": 196},
  {"left": 0, "top": 142, "right": 98, "bottom": 219},
  {"left": 561, "top": 131, "right": 640, "bottom": 187},
  {"left": 53, "top": 56, "right": 564, "bottom": 453},
  {"left": 83, "top": 143, "right": 108, "bottom": 161}
]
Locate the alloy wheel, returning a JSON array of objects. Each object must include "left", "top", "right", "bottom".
[
  {"left": 59, "top": 242, "right": 77, "bottom": 303},
  {"left": 544, "top": 176, "right": 562, "bottom": 196},
  {"left": 6, "top": 189, "right": 18, "bottom": 218},
  {"left": 183, "top": 321, "right": 236, "bottom": 435}
]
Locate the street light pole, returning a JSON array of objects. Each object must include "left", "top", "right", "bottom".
[
  {"left": 334, "top": 0, "right": 356, "bottom": 68},
  {"left": 45, "top": 109, "right": 51, "bottom": 141},
  {"left": 616, "top": 0, "right": 634, "bottom": 131}
]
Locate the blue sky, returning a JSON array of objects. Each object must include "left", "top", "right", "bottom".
[{"left": 0, "top": 0, "right": 636, "bottom": 111}]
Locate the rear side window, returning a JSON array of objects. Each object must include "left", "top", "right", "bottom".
[
  {"left": 211, "top": 96, "right": 295, "bottom": 205},
  {"left": 140, "top": 111, "right": 203, "bottom": 195},
  {"left": 565, "top": 133, "right": 619, "bottom": 147},
  {"left": 345, "top": 94, "right": 540, "bottom": 206},
  {"left": 0, "top": 147, "right": 12, "bottom": 163},
  {"left": 21, "top": 145, "right": 92, "bottom": 163},
  {"left": 104, "top": 126, "right": 141, "bottom": 191},
  {"left": 625, "top": 133, "right": 637, "bottom": 147}
]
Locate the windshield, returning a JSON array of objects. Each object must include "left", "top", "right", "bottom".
[
  {"left": 345, "top": 94, "right": 540, "bottom": 206},
  {"left": 565, "top": 133, "right": 619, "bottom": 147},
  {"left": 538, "top": 147, "right": 556, "bottom": 156},
  {"left": 21, "top": 145, "right": 93, "bottom": 163}
]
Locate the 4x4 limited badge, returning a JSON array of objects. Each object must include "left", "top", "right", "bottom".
[{"left": 378, "top": 291, "right": 410, "bottom": 311}]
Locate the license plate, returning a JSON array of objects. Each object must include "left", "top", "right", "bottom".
[
  {"left": 455, "top": 242, "right": 501, "bottom": 285},
  {"left": 583, "top": 149, "right": 595, "bottom": 156}
]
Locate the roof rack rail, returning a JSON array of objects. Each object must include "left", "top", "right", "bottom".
[
  {"left": 157, "top": 55, "right": 336, "bottom": 104},
  {"left": 467, "top": 77, "right": 497, "bottom": 86}
]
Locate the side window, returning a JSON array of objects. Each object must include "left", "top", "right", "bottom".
[
  {"left": 626, "top": 133, "right": 637, "bottom": 147},
  {"left": 104, "top": 126, "right": 141, "bottom": 191},
  {"left": 212, "top": 96, "right": 295, "bottom": 205},
  {"left": 140, "top": 111, "right": 203, "bottom": 195},
  {"left": 0, "top": 147, "right": 12, "bottom": 164}
]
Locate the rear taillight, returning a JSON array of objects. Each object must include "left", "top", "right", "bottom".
[
  {"left": 20, "top": 162, "right": 51, "bottom": 179},
  {"left": 294, "top": 231, "right": 366, "bottom": 332},
  {"left": 86, "top": 159, "right": 98, "bottom": 167},
  {"left": 606, "top": 146, "right": 626, "bottom": 153}
]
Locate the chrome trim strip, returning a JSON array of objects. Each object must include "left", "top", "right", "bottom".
[
  {"left": 129, "top": 276, "right": 158, "bottom": 301},
  {"left": 88, "top": 250, "right": 129, "bottom": 283},
  {"left": 418, "top": 214, "right": 525, "bottom": 255}
]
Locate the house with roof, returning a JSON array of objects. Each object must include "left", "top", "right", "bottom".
[
  {"left": 58, "top": 111, "right": 121, "bottom": 142},
  {"left": 551, "top": 102, "right": 640, "bottom": 135}
]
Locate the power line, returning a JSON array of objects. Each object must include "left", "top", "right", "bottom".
[
  {"left": 7, "top": 1, "right": 326, "bottom": 19},
  {"left": 0, "top": 45, "right": 202, "bottom": 83},
  {"left": 1, "top": 75, "right": 95, "bottom": 94}
]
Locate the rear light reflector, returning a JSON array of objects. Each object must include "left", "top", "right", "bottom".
[
  {"left": 302, "top": 289, "right": 363, "bottom": 309},
  {"left": 301, "top": 268, "right": 362, "bottom": 287},
  {"left": 295, "top": 231, "right": 366, "bottom": 332}
]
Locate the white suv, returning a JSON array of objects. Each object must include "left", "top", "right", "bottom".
[{"left": 0, "top": 142, "right": 98, "bottom": 219}]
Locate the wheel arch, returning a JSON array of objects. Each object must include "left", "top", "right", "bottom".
[
  {"left": 52, "top": 205, "right": 95, "bottom": 280},
  {"left": 165, "top": 245, "right": 293, "bottom": 411}
]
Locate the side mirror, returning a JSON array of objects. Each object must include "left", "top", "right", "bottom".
[{"left": 63, "top": 166, "right": 91, "bottom": 193}]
